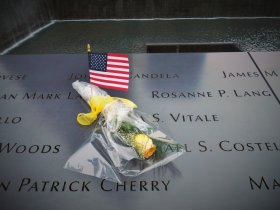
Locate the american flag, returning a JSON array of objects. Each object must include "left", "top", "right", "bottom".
[{"left": 88, "top": 53, "right": 130, "bottom": 91}]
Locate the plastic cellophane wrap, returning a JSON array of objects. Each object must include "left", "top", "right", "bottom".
[{"left": 64, "top": 81, "right": 184, "bottom": 183}]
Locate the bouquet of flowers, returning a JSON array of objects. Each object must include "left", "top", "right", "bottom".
[{"left": 64, "top": 81, "right": 184, "bottom": 183}]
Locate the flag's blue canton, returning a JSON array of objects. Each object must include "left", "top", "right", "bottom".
[{"left": 89, "top": 53, "right": 107, "bottom": 71}]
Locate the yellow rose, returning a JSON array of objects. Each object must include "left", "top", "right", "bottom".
[{"left": 133, "top": 134, "right": 156, "bottom": 159}]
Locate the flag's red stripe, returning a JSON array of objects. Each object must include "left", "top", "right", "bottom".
[
  {"left": 108, "top": 53, "right": 128, "bottom": 58},
  {"left": 90, "top": 72, "right": 129, "bottom": 80},
  {"left": 106, "top": 70, "right": 130, "bottom": 74},
  {"left": 107, "top": 64, "right": 129, "bottom": 69},
  {"left": 90, "top": 82, "right": 128, "bottom": 92},
  {"left": 107, "top": 59, "right": 129, "bottom": 64},
  {"left": 90, "top": 77, "right": 128, "bottom": 86}
]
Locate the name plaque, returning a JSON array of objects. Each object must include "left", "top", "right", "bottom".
[{"left": 0, "top": 53, "right": 279, "bottom": 210}]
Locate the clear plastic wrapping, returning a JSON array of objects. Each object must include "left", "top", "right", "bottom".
[{"left": 64, "top": 81, "right": 184, "bottom": 183}]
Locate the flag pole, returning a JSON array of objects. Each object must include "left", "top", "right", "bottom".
[
  {"left": 87, "top": 44, "right": 91, "bottom": 72},
  {"left": 87, "top": 43, "right": 91, "bottom": 53}
]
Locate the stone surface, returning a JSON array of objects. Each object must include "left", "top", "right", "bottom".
[
  {"left": 0, "top": 52, "right": 279, "bottom": 210},
  {"left": 6, "top": 18, "right": 280, "bottom": 54},
  {"left": 1, "top": 0, "right": 280, "bottom": 53}
]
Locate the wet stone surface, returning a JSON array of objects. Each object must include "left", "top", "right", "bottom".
[{"left": 7, "top": 18, "right": 280, "bottom": 54}]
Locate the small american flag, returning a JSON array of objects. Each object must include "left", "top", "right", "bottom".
[{"left": 88, "top": 52, "right": 130, "bottom": 91}]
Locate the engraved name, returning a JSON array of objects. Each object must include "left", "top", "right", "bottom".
[
  {"left": 0, "top": 92, "right": 82, "bottom": 100},
  {"left": 68, "top": 73, "right": 179, "bottom": 80},
  {"left": 0, "top": 143, "right": 60, "bottom": 154},
  {"left": 0, "top": 179, "right": 171, "bottom": 192},
  {"left": 152, "top": 90, "right": 271, "bottom": 99},
  {"left": 152, "top": 90, "right": 213, "bottom": 99},
  {"left": 0, "top": 116, "right": 21, "bottom": 124},
  {"left": 0, "top": 179, "right": 91, "bottom": 192},
  {"left": 170, "top": 113, "right": 219, "bottom": 123},
  {"left": 0, "top": 74, "right": 26, "bottom": 80},
  {"left": 218, "top": 89, "right": 271, "bottom": 97},
  {"left": 222, "top": 70, "right": 278, "bottom": 79},
  {"left": 101, "top": 179, "right": 170, "bottom": 192},
  {"left": 249, "top": 176, "right": 280, "bottom": 190},
  {"left": 167, "top": 140, "right": 280, "bottom": 153},
  {"left": 130, "top": 73, "right": 179, "bottom": 79},
  {"left": 219, "top": 140, "right": 279, "bottom": 152}
]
